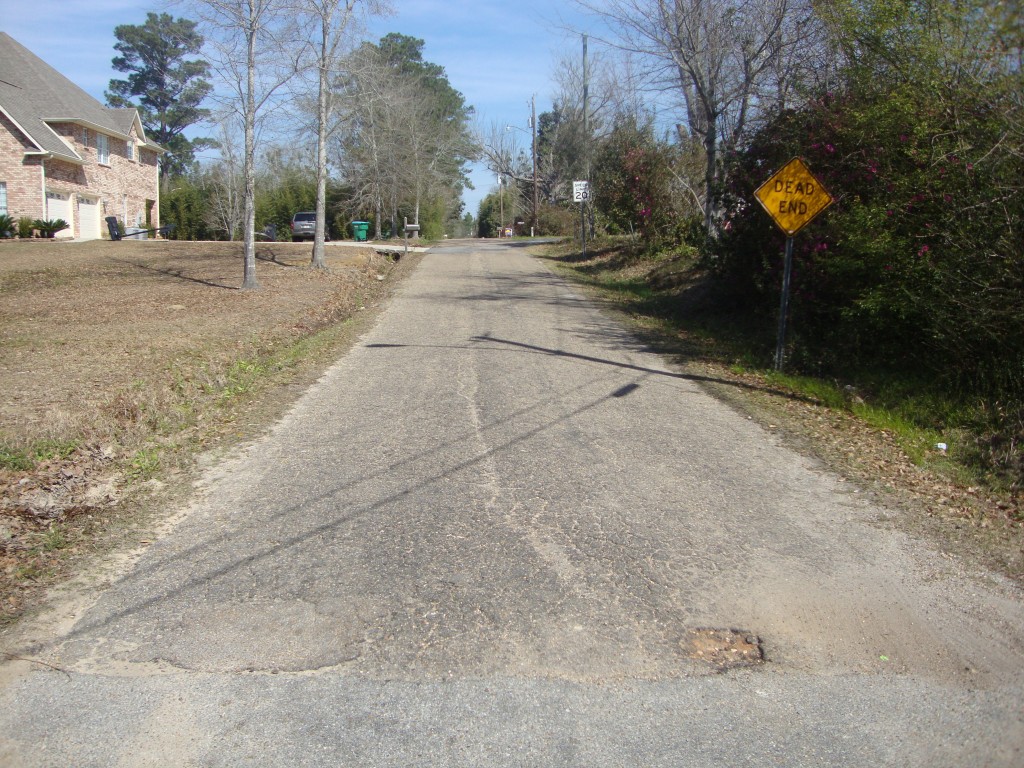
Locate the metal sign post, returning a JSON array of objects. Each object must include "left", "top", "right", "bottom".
[
  {"left": 573, "top": 180, "right": 590, "bottom": 259},
  {"left": 754, "top": 157, "right": 834, "bottom": 371},
  {"left": 775, "top": 236, "right": 795, "bottom": 371}
]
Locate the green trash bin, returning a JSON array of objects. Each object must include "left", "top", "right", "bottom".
[{"left": 351, "top": 221, "right": 369, "bottom": 242}]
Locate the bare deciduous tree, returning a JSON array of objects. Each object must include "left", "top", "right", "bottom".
[
  {"left": 178, "top": 0, "right": 304, "bottom": 288},
  {"left": 477, "top": 121, "right": 532, "bottom": 192},
  {"left": 334, "top": 35, "right": 475, "bottom": 240},
  {"left": 575, "top": 0, "right": 820, "bottom": 235},
  {"left": 479, "top": 50, "right": 615, "bottom": 210},
  {"left": 333, "top": 42, "right": 405, "bottom": 238},
  {"left": 296, "top": 0, "right": 390, "bottom": 268},
  {"left": 204, "top": 124, "right": 244, "bottom": 239}
]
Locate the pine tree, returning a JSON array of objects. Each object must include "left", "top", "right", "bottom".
[{"left": 106, "top": 12, "right": 216, "bottom": 178}]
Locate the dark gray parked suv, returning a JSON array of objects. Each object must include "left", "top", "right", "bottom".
[{"left": 290, "top": 211, "right": 317, "bottom": 242}]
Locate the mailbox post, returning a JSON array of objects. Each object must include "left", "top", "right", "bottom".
[{"left": 403, "top": 217, "right": 420, "bottom": 258}]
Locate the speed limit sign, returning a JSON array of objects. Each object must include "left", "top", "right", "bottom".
[{"left": 572, "top": 180, "right": 590, "bottom": 202}]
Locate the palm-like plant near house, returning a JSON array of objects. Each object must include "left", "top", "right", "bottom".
[
  {"left": 0, "top": 214, "right": 15, "bottom": 238},
  {"left": 32, "top": 219, "right": 69, "bottom": 238}
]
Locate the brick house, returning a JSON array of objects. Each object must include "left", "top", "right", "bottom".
[{"left": 0, "top": 32, "right": 164, "bottom": 240}]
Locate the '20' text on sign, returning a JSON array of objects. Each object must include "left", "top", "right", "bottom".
[{"left": 754, "top": 157, "right": 833, "bottom": 236}]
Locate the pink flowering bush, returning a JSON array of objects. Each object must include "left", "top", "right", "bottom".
[
  {"left": 591, "top": 118, "right": 689, "bottom": 246},
  {"left": 712, "top": 80, "right": 1022, "bottom": 403}
]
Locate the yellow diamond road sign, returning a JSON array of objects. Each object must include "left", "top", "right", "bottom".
[{"left": 754, "top": 157, "right": 833, "bottom": 236}]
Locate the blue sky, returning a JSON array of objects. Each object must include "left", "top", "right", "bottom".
[{"left": 2, "top": 0, "right": 598, "bottom": 216}]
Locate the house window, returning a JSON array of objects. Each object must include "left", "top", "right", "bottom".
[
  {"left": 0, "top": 182, "right": 7, "bottom": 216},
  {"left": 127, "top": 139, "right": 135, "bottom": 162},
  {"left": 97, "top": 133, "right": 109, "bottom": 164},
  {"left": 82, "top": 128, "right": 89, "bottom": 147}
]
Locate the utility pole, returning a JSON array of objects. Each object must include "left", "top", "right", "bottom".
[
  {"left": 531, "top": 95, "right": 539, "bottom": 237},
  {"left": 582, "top": 34, "right": 590, "bottom": 246},
  {"left": 582, "top": 35, "right": 589, "bottom": 175}
]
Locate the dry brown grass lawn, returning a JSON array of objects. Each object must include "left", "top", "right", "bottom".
[{"left": 0, "top": 238, "right": 411, "bottom": 626}]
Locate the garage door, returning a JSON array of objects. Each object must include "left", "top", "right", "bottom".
[
  {"left": 78, "top": 196, "right": 100, "bottom": 240},
  {"left": 45, "top": 191, "right": 73, "bottom": 238}
]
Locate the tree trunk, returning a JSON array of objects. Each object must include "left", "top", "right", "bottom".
[
  {"left": 241, "top": 18, "right": 259, "bottom": 291},
  {"left": 311, "top": 12, "right": 330, "bottom": 269},
  {"left": 703, "top": 115, "right": 717, "bottom": 239},
  {"left": 390, "top": 188, "right": 397, "bottom": 240}
]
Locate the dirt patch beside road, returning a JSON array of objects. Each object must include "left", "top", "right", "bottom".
[{"left": 0, "top": 238, "right": 416, "bottom": 627}]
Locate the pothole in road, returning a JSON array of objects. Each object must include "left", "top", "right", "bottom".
[{"left": 682, "top": 628, "right": 764, "bottom": 669}]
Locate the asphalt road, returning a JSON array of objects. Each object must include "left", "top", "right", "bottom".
[{"left": 2, "top": 239, "right": 1023, "bottom": 766}]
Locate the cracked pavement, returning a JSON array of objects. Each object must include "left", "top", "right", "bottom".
[{"left": 1, "top": 239, "right": 1023, "bottom": 766}]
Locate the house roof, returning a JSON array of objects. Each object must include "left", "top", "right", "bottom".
[{"left": 0, "top": 32, "right": 164, "bottom": 163}]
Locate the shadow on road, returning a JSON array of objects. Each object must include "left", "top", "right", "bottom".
[
  {"left": 365, "top": 334, "right": 818, "bottom": 404},
  {"left": 33, "top": 371, "right": 635, "bottom": 652},
  {"left": 28, "top": 327, "right": 813, "bottom": 657}
]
